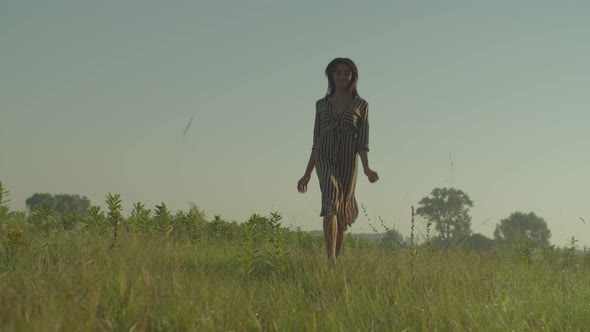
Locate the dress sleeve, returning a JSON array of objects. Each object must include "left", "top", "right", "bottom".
[
  {"left": 312, "top": 102, "right": 320, "bottom": 151},
  {"left": 357, "top": 102, "right": 369, "bottom": 152}
]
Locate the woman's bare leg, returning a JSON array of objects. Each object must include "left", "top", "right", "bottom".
[
  {"left": 335, "top": 222, "right": 345, "bottom": 257},
  {"left": 323, "top": 214, "right": 338, "bottom": 262}
]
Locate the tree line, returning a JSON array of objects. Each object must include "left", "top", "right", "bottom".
[
  {"left": 3, "top": 182, "right": 554, "bottom": 251},
  {"left": 366, "top": 187, "right": 552, "bottom": 251}
]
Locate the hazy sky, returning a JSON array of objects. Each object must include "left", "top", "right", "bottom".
[{"left": 1, "top": 0, "right": 588, "bottom": 246}]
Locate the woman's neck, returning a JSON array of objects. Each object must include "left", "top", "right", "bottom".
[{"left": 332, "top": 89, "right": 352, "bottom": 101}]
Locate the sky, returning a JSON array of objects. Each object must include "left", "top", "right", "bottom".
[{"left": 1, "top": 0, "right": 589, "bottom": 246}]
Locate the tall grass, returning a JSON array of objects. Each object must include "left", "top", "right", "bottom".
[{"left": 1, "top": 190, "right": 589, "bottom": 331}]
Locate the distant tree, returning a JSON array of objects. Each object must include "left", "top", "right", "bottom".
[
  {"left": 416, "top": 187, "right": 474, "bottom": 247},
  {"left": 382, "top": 228, "right": 405, "bottom": 248},
  {"left": 494, "top": 212, "right": 551, "bottom": 248},
  {"left": 464, "top": 233, "right": 495, "bottom": 251},
  {"left": 25, "top": 193, "right": 90, "bottom": 216},
  {"left": 25, "top": 193, "right": 57, "bottom": 211},
  {"left": 54, "top": 194, "right": 91, "bottom": 216},
  {"left": 427, "top": 236, "right": 447, "bottom": 248}
]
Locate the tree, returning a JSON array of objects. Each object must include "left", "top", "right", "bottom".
[
  {"left": 416, "top": 187, "right": 474, "bottom": 247},
  {"left": 382, "top": 228, "right": 406, "bottom": 248},
  {"left": 25, "top": 193, "right": 57, "bottom": 211},
  {"left": 26, "top": 193, "right": 91, "bottom": 216},
  {"left": 494, "top": 212, "right": 551, "bottom": 248},
  {"left": 464, "top": 233, "right": 495, "bottom": 251}
]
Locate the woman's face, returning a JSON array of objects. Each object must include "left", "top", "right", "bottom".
[{"left": 332, "top": 63, "right": 353, "bottom": 90}]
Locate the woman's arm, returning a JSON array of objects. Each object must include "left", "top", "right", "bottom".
[
  {"left": 358, "top": 150, "right": 370, "bottom": 172},
  {"left": 298, "top": 104, "right": 320, "bottom": 193},
  {"left": 304, "top": 150, "right": 315, "bottom": 176},
  {"left": 298, "top": 149, "right": 316, "bottom": 193},
  {"left": 358, "top": 103, "right": 379, "bottom": 183},
  {"left": 359, "top": 150, "right": 379, "bottom": 182}
]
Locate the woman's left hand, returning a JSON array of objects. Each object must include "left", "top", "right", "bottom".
[{"left": 364, "top": 168, "right": 379, "bottom": 183}]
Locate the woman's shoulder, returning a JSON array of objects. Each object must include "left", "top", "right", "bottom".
[
  {"left": 354, "top": 96, "right": 368, "bottom": 108},
  {"left": 315, "top": 95, "right": 368, "bottom": 110},
  {"left": 315, "top": 96, "right": 330, "bottom": 111},
  {"left": 316, "top": 96, "right": 330, "bottom": 105}
]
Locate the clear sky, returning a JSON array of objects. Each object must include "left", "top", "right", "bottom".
[{"left": 1, "top": 0, "right": 588, "bottom": 246}]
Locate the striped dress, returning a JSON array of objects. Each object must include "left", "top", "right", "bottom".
[{"left": 312, "top": 95, "right": 369, "bottom": 230}]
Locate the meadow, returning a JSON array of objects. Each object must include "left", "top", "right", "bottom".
[{"left": 1, "top": 193, "right": 590, "bottom": 331}]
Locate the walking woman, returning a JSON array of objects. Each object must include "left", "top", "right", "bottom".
[{"left": 297, "top": 58, "right": 379, "bottom": 263}]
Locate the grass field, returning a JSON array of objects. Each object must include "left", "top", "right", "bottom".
[{"left": 1, "top": 204, "right": 590, "bottom": 331}]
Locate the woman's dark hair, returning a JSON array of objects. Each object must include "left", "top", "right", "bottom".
[{"left": 325, "top": 58, "right": 360, "bottom": 97}]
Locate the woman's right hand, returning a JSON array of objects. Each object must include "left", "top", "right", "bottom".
[
  {"left": 297, "top": 173, "right": 312, "bottom": 193},
  {"left": 364, "top": 168, "right": 379, "bottom": 183}
]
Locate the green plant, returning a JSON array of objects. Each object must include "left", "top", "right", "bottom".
[
  {"left": 106, "top": 193, "right": 122, "bottom": 239},
  {"left": 564, "top": 236, "right": 579, "bottom": 268},
  {"left": 240, "top": 221, "right": 261, "bottom": 276},
  {"left": 28, "top": 204, "right": 56, "bottom": 232},
  {"left": 267, "top": 212, "right": 289, "bottom": 274},
  {"left": 154, "top": 202, "right": 172, "bottom": 235},
  {"left": 130, "top": 202, "right": 151, "bottom": 233},
  {"left": 0, "top": 181, "right": 10, "bottom": 222}
]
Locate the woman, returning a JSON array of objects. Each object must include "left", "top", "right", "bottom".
[{"left": 297, "top": 58, "right": 379, "bottom": 263}]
